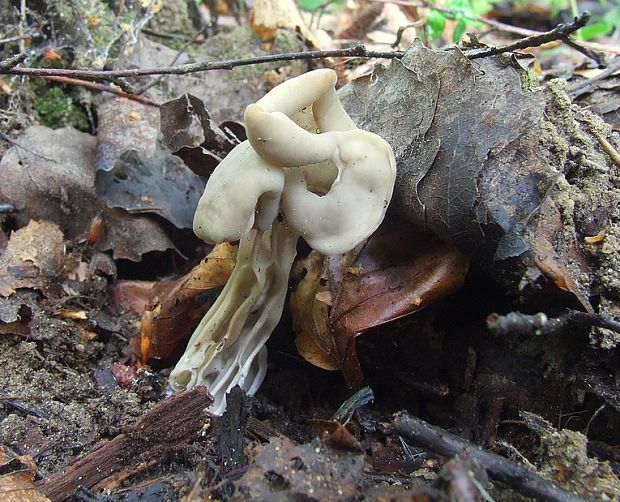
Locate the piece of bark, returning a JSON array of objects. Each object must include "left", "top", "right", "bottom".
[
  {"left": 214, "top": 386, "right": 249, "bottom": 475},
  {"left": 41, "top": 387, "right": 212, "bottom": 501}
]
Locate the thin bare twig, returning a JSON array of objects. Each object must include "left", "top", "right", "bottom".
[
  {"left": 466, "top": 12, "right": 591, "bottom": 60},
  {"left": 136, "top": 24, "right": 209, "bottom": 95},
  {"left": 42, "top": 75, "right": 160, "bottom": 107},
  {"left": 591, "top": 130, "right": 620, "bottom": 168},
  {"left": 376, "top": 0, "right": 620, "bottom": 57},
  {"left": 3, "top": 45, "right": 406, "bottom": 81},
  {"left": 562, "top": 38, "right": 605, "bottom": 66},
  {"left": 0, "top": 52, "right": 28, "bottom": 71},
  {"left": 0, "top": 12, "right": 604, "bottom": 90},
  {"left": 0, "top": 33, "right": 33, "bottom": 45},
  {"left": 486, "top": 310, "right": 620, "bottom": 337}
]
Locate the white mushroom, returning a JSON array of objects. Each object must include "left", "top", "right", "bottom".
[{"left": 169, "top": 69, "right": 396, "bottom": 414}]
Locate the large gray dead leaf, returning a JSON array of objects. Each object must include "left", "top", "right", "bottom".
[
  {"left": 0, "top": 126, "right": 175, "bottom": 261},
  {"left": 94, "top": 95, "right": 206, "bottom": 230},
  {"left": 340, "top": 42, "right": 545, "bottom": 255},
  {"left": 95, "top": 146, "right": 205, "bottom": 230},
  {"left": 339, "top": 57, "right": 440, "bottom": 228},
  {"left": 96, "top": 98, "right": 160, "bottom": 172},
  {"left": 339, "top": 43, "right": 603, "bottom": 308}
]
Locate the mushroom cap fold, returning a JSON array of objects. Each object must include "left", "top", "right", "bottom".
[
  {"left": 193, "top": 141, "right": 285, "bottom": 244},
  {"left": 282, "top": 129, "right": 396, "bottom": 255},
  {"left": 254, "top": 68, "right": 337, "bottom": 115},
  {"left": 245, "top": 70, "right": 397, "bottom": 256}
]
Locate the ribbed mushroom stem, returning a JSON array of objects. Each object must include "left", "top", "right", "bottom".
[{"left": 169, "top": 220, "right": 299, "bottom": 414}]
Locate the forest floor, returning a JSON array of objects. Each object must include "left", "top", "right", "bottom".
[{"left": 0, "top": 0, "right": 619, "bottom": 501}]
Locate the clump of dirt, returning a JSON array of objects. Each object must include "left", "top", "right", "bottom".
[
  {"left": 544, "top": 79, "right": 620, "bottom": 347},
  {"left": 523, "top": 412, "right": 620, "bottom": 499}
]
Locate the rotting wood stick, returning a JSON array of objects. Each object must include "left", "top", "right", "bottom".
[
  {"left": 41, "top": 387, "right": 213, "bottom": 502},
  {"left": 392, "top": 412, "right": 590, "bottom": 502}
]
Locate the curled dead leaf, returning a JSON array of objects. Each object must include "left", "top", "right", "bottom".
[
  {"left": 584, "top": 230, "right": 607, "bottom": 244},
  {"left": 0, "top": 447, "right": 49, "bottom": 502},
  {"left": 292, "top": 221, "right": 470, "bottom": 387},
  {"left": 135, "top": 243, "right": 236, "bottom": 366},
  {"left": 291, "top": 252, "right": 340, "bottom": 371},
  {"left": 308, "top": 419, "right": 364, "bottom": 453}
]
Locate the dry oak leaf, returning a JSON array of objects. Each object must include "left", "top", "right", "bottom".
[
  {"left": 0, "top": 447, "right": 49, "bottom": 502},
  {"left": 252, "top": 0, "right": 315, "bottom": 43},
  {"left": 0, "top": 220, "right": 65, "bottom": 298}
]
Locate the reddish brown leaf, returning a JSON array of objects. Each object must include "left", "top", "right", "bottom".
[
  {"left": 308, "top": 419, "right": 364, "bottom": 453},
  {"left": 135, "top": 243, "right": 236, "bottom": 366},
  {"left": 330, "top": 222, "right": 469, "bottom": 387},
  {"left": 110, "top": 280, "right": 157, "bottom": 315},
  {"left": 292, "top": 221, "right": 470, "bottom": 387}
]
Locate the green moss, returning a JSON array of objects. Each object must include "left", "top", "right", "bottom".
[{"left": 33, "top": 86, "right": 90, "bottom": 131}]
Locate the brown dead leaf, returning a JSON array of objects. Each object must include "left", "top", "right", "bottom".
[
  {"left": 0, "top": 77, "right": 11, "bottom": 95},
  {"left": 291, "top": 252, "right": 340, "bottom": 371},
  {"left": 252, "top": 0, "right": 313, "bottom": 42},
  {"left": 135, "top": 243, "right": 236, "bottom": 366},
  {"left": 331, "top": 223, "right": 470, "bottom": 387},
  {"left": 0, "top": 447, "right": 49, "bottom": 502},
  {"left": 308, "top": 419, "right": 364, "bottom": 453},
  {"left": 292, "top": 221, "right": 470, "bottom": 387},
  {"left": 528, "top": 197, "right": 592, "bottom": 311},
  {"left": 0, "top": 221, "right": 65, "bottom": 298},
  {"left": 53, "top": 308, "right": 88, "bottom": 320},
  {"left": 584, "top": 229, "right": 607, "bottom": 245}
]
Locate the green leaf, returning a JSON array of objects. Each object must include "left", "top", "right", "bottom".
[
  {"left": 453, "top": 19, "right": 467, "bottom": 42},
  {"left": 579, "top": 22, "right": 613, "bottom": 40},
  {"left": 427, "top": 10, "right": 447, "bottom": 40},
  {"left": 298, "top": 0, "right": 330, "bottom": 11}
]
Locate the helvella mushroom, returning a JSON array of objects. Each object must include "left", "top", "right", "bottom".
[{"left": 169, "top": 69, "right": 396, "bottom": 414}]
